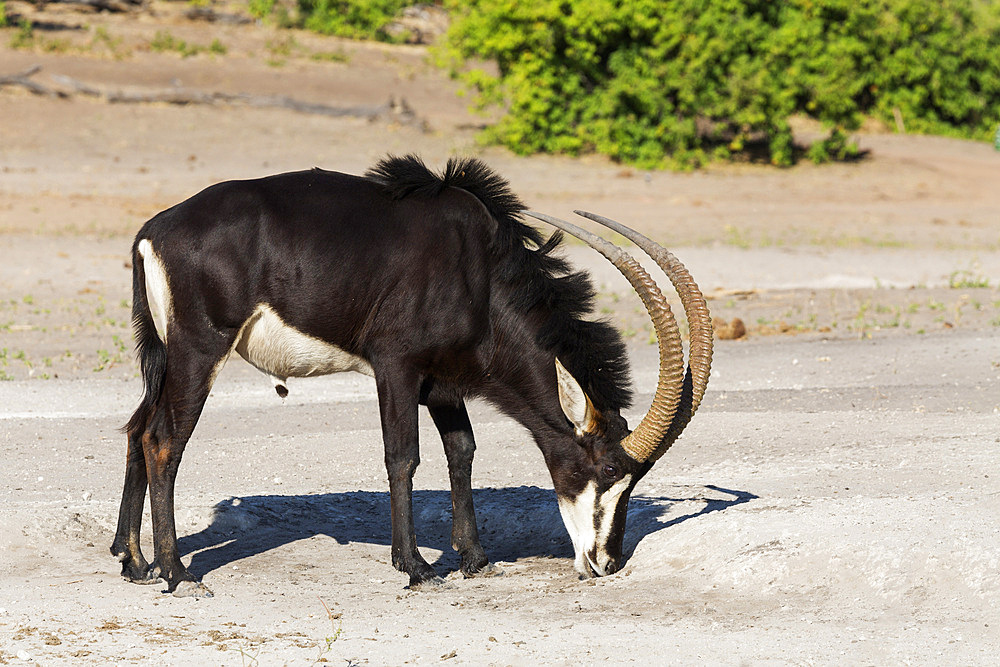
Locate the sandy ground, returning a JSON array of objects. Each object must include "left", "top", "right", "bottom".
[{"left": 2, "top": 4, "right": 1000, "bottom": 665}]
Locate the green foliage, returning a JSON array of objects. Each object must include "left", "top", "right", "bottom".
[
  {"left": 441, "top": 0, "right": 1000, "bottom": 168},
  {"left": 209, "top": 38, "right": 227, "bottom": 55},
  {"left": 9, "top": 19, "right": 34, "bottom": 49},
  {"left": 0, "top": 2, "right": 9, "bottom": 29},
  {"left": 150, "top": 30, "right": 227, "bottom": 57},
  {"left": 247, "top": 0, "right": 275, "bottom": 21},
  {"left": 296, "top": 0, "right": 409, "bottom": 41}
]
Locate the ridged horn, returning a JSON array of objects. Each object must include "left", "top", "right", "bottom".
[
  {"left": 574, "top": 211, "right": 713, "bottom": 462},
  {"left": 523, "top": 211, "right": 685, "bottom": 463}
]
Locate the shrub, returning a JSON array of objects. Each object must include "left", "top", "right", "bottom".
[
  {"left": 296, "top": 0, "right": 410, "bottom": 41},
  {"left": 441, "top": 0, "right": 1000, "bottom": 168}
]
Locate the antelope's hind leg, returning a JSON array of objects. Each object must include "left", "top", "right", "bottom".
[
  {"left": 111, "top": 423, "right": 157, "bottom": 584},
  {"left": 144, "top": 340, "right": 234, "bottom": 597},
  {"left": 116, "top": 330, "right": 234, "bottom": 597}
]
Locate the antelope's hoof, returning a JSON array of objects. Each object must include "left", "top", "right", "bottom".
[
  {"left": 463, "top": 562, "right": 503, "bottom": 579},
  {"left": 172, "top": 580, "right": 214, "bottom": 598},
  {"left": 119, "top": 559, "right": 161, "bottom": 585},
  {"left": 408, "top": 575, "right": 450, "bottom": 591}
]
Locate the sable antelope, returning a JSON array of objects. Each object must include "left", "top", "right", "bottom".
[{"left": 112, "top": 155, "right": 712, "bottom": 596}]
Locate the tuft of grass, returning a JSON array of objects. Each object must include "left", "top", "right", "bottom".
[
  {"left": 8, "top": 19, "right": 71, "bottom": 52},
  {"left": 150, "top": 30, "right": 226, "bottom": 58},
  {"left": 9, "top": 19, "right": 34, "bottom": 49},
  {"left": 310, "top": 49, "right": 350, "bottom": 63},
  {"left": 722, "top": 224, "right": 752, "bottom": 249},
  {"left": 266, "top": 34, "right": 296, "bottom": 57},
  {"left": 314, "top": 597, "right": 343, "bottom": 664},
  {"left": 92, "top": 334, "right": 129, "bottom": 372},
  {"left": 90, "top": 26, "right": 131, "bottom": 59},
  {"left": 948, "top": 270, "right": 991, "bottom": 289}
]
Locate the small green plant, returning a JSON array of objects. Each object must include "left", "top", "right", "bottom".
[
  {"left": 310, "top": 49, "right": 350, "bottom": 63},
  {"left": 723, "top": 225, "right": 752, "bottom": 250},
  {"left": 313, "top": 598, "right": 343, "bottom": 664},
  {"left": 113, "top": 333, "right": 128, "bottom": 355},
  {"left": 948, "top": 270, "right": 991, "bottom": 289},
  {"left": 150, "top": 30, "right": 225, "bottom": 58},
  {"left": 150, "top": 30, "right": 185, "bottom": 54},
  {"left": 93, "top": 348, "right": 111, "bottom": 372},
  {"left": 266, "top": 34, "right": 297, "bottom": 57},
  {"left": 9, "top": 19, "right": 33, "bottom": 49},
  {"left": 91, "top": 26, "right": 130, "bottom": 59},
  {"left": 92, "top": 335, "right": 129, "bottom": 372},
  {"left": 0, "top": 1, "right": 9, "bottom": 29},
  {"left": 12, "top": 349, "right": 30, "bottom": 368}
]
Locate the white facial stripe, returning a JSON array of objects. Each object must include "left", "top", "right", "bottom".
[
  {"left": 138, "top": 239, "right": 172, "bottom": 343},
  {"left": 557, "top": 475, "right": 633, "bottom": 577},
  {"left": 593, "top": 474, "right": 633, "bottom": 571},
  {"left": 557, "top": 481, "right": 597, "bottom": 577}
]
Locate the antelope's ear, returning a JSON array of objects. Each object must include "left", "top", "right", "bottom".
[{"left": 555, "top": 358, "right": 600, "bottom": 436}]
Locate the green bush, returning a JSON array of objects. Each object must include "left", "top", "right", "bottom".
[
  {"left": 296, "top": 0, "right": 409, "bottom": 41},
  {"left": 441, "top": 0, "right": 1000, "bottom": 168}
]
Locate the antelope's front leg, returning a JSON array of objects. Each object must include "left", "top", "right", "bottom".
[
  {"left": 376, "top": 366, "right": 443, "bottom": 587},
  {"left": 428, "top": 402, "right": 492, "bottom": 577}
]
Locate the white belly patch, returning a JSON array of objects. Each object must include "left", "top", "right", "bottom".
[{"left": 234, "top": 304, "right": 373, "bottom": 394}]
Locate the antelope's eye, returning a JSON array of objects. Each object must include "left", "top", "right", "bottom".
[{"left": 602, "top": 464, "right": 619, "bottom": 479}]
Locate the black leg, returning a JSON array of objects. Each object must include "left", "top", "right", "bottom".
[
  {"left": 111, "top": 426, "right": 155, "bottom": 583},
  {"left": 428, "top": 402, "right": 491, "bottom": 576},
  {"left": 375, "top": 364, "right": 441, "bottom": 587},
  {"left": 131, "top": 334, "right": 231, "bottom": 597}
]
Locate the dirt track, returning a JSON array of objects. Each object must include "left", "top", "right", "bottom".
[{"left": 2, "top": 4, "right": 1000, "bottom": 664}]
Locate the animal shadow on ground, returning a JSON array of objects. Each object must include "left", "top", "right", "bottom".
[{"left": 178, "top": 485, "right": 756, "bottom": 579}]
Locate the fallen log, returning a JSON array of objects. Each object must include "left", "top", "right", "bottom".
[
  {"left": 0, "top": 66, "right": 69, "bottom": 98},
  {"left": 0, "top": 66, "right": 429, "bottom": 131}
]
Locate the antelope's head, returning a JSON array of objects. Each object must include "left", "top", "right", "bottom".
[{"left": 526, "top": 211, "right": 714, "bottom": 578}]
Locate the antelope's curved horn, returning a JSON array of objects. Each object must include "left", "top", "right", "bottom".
[
  {"left": 523, "top": 211, "right": 685, "bottom": 463},
  {"left": 574, "top": 211, "right": 713, "bottom": 461}
]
